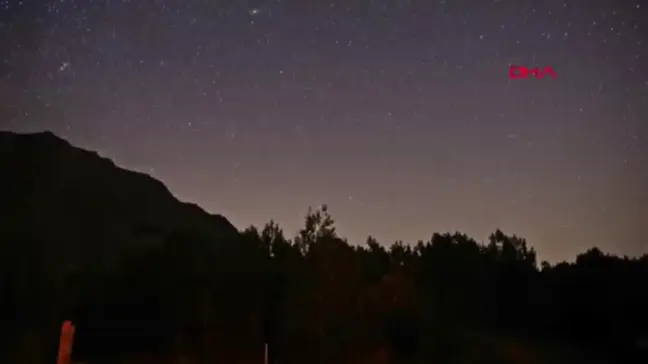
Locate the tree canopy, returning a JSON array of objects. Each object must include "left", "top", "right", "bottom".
[{"left": 1, "top": 206, "right": 647, "bottom": 364}]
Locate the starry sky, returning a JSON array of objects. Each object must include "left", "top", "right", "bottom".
[{"left": 1, "top": 0, "right": 647, "bottom": 262}]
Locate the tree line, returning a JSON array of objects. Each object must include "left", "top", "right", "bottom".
[{"left": 1, "top": 205, "right": 647, "bottom": 364}]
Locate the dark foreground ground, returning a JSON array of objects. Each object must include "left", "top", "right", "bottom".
[
  {"left": 57, "top": 331, "right": 622, "bottom": 364},
  {"left": 451, "top": 330, "right": 617, "bottom": 364}
]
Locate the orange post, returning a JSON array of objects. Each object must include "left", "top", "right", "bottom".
[{"left": 57, "top": 320, "right": 75, "bottom": 364}]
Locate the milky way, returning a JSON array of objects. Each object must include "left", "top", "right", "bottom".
[{"left": 1, "top": 0, "right": 647, "bottom": 262}]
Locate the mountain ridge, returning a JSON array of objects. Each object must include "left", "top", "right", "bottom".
[{"left": 0, "top": 130, "right": 239, "bottom": 268}]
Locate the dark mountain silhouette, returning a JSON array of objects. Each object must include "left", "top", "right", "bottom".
[
  {"left": 0, "top": 131, "right": 646, "bottom": 364},
  {"left": 0, "top": 130, "right": 238, "bottom": 251},
  {"left": 0, "top": 131, "right": 242, "bottom": 363}
]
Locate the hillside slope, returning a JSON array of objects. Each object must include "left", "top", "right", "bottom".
[{"left": 0, "top": 130, "right": 239, "bottom": 272}]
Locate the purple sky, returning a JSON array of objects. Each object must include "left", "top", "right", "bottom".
[{"left": 1, "top": 0, "right": 647, "bottom": 262}]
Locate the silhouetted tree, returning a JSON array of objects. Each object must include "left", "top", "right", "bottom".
[{"left": 3, "top": 203, "right": 648, "bottom": 364}]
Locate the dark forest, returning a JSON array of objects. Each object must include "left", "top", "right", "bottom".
[{"left": 1, "top": 132, "right": 647, "bottom": 364}]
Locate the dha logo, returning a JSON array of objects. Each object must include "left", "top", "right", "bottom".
[{"left": 509, "top": 65, "right": 557, "bottom": 79}]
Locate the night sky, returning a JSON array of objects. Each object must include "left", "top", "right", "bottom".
[{"left": 1, "top": 0, "right": 647, "bottom": 262}]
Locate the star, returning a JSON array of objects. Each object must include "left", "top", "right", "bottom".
[{"left": 0, "top": 0, "right": 645, "bottom": 263}]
